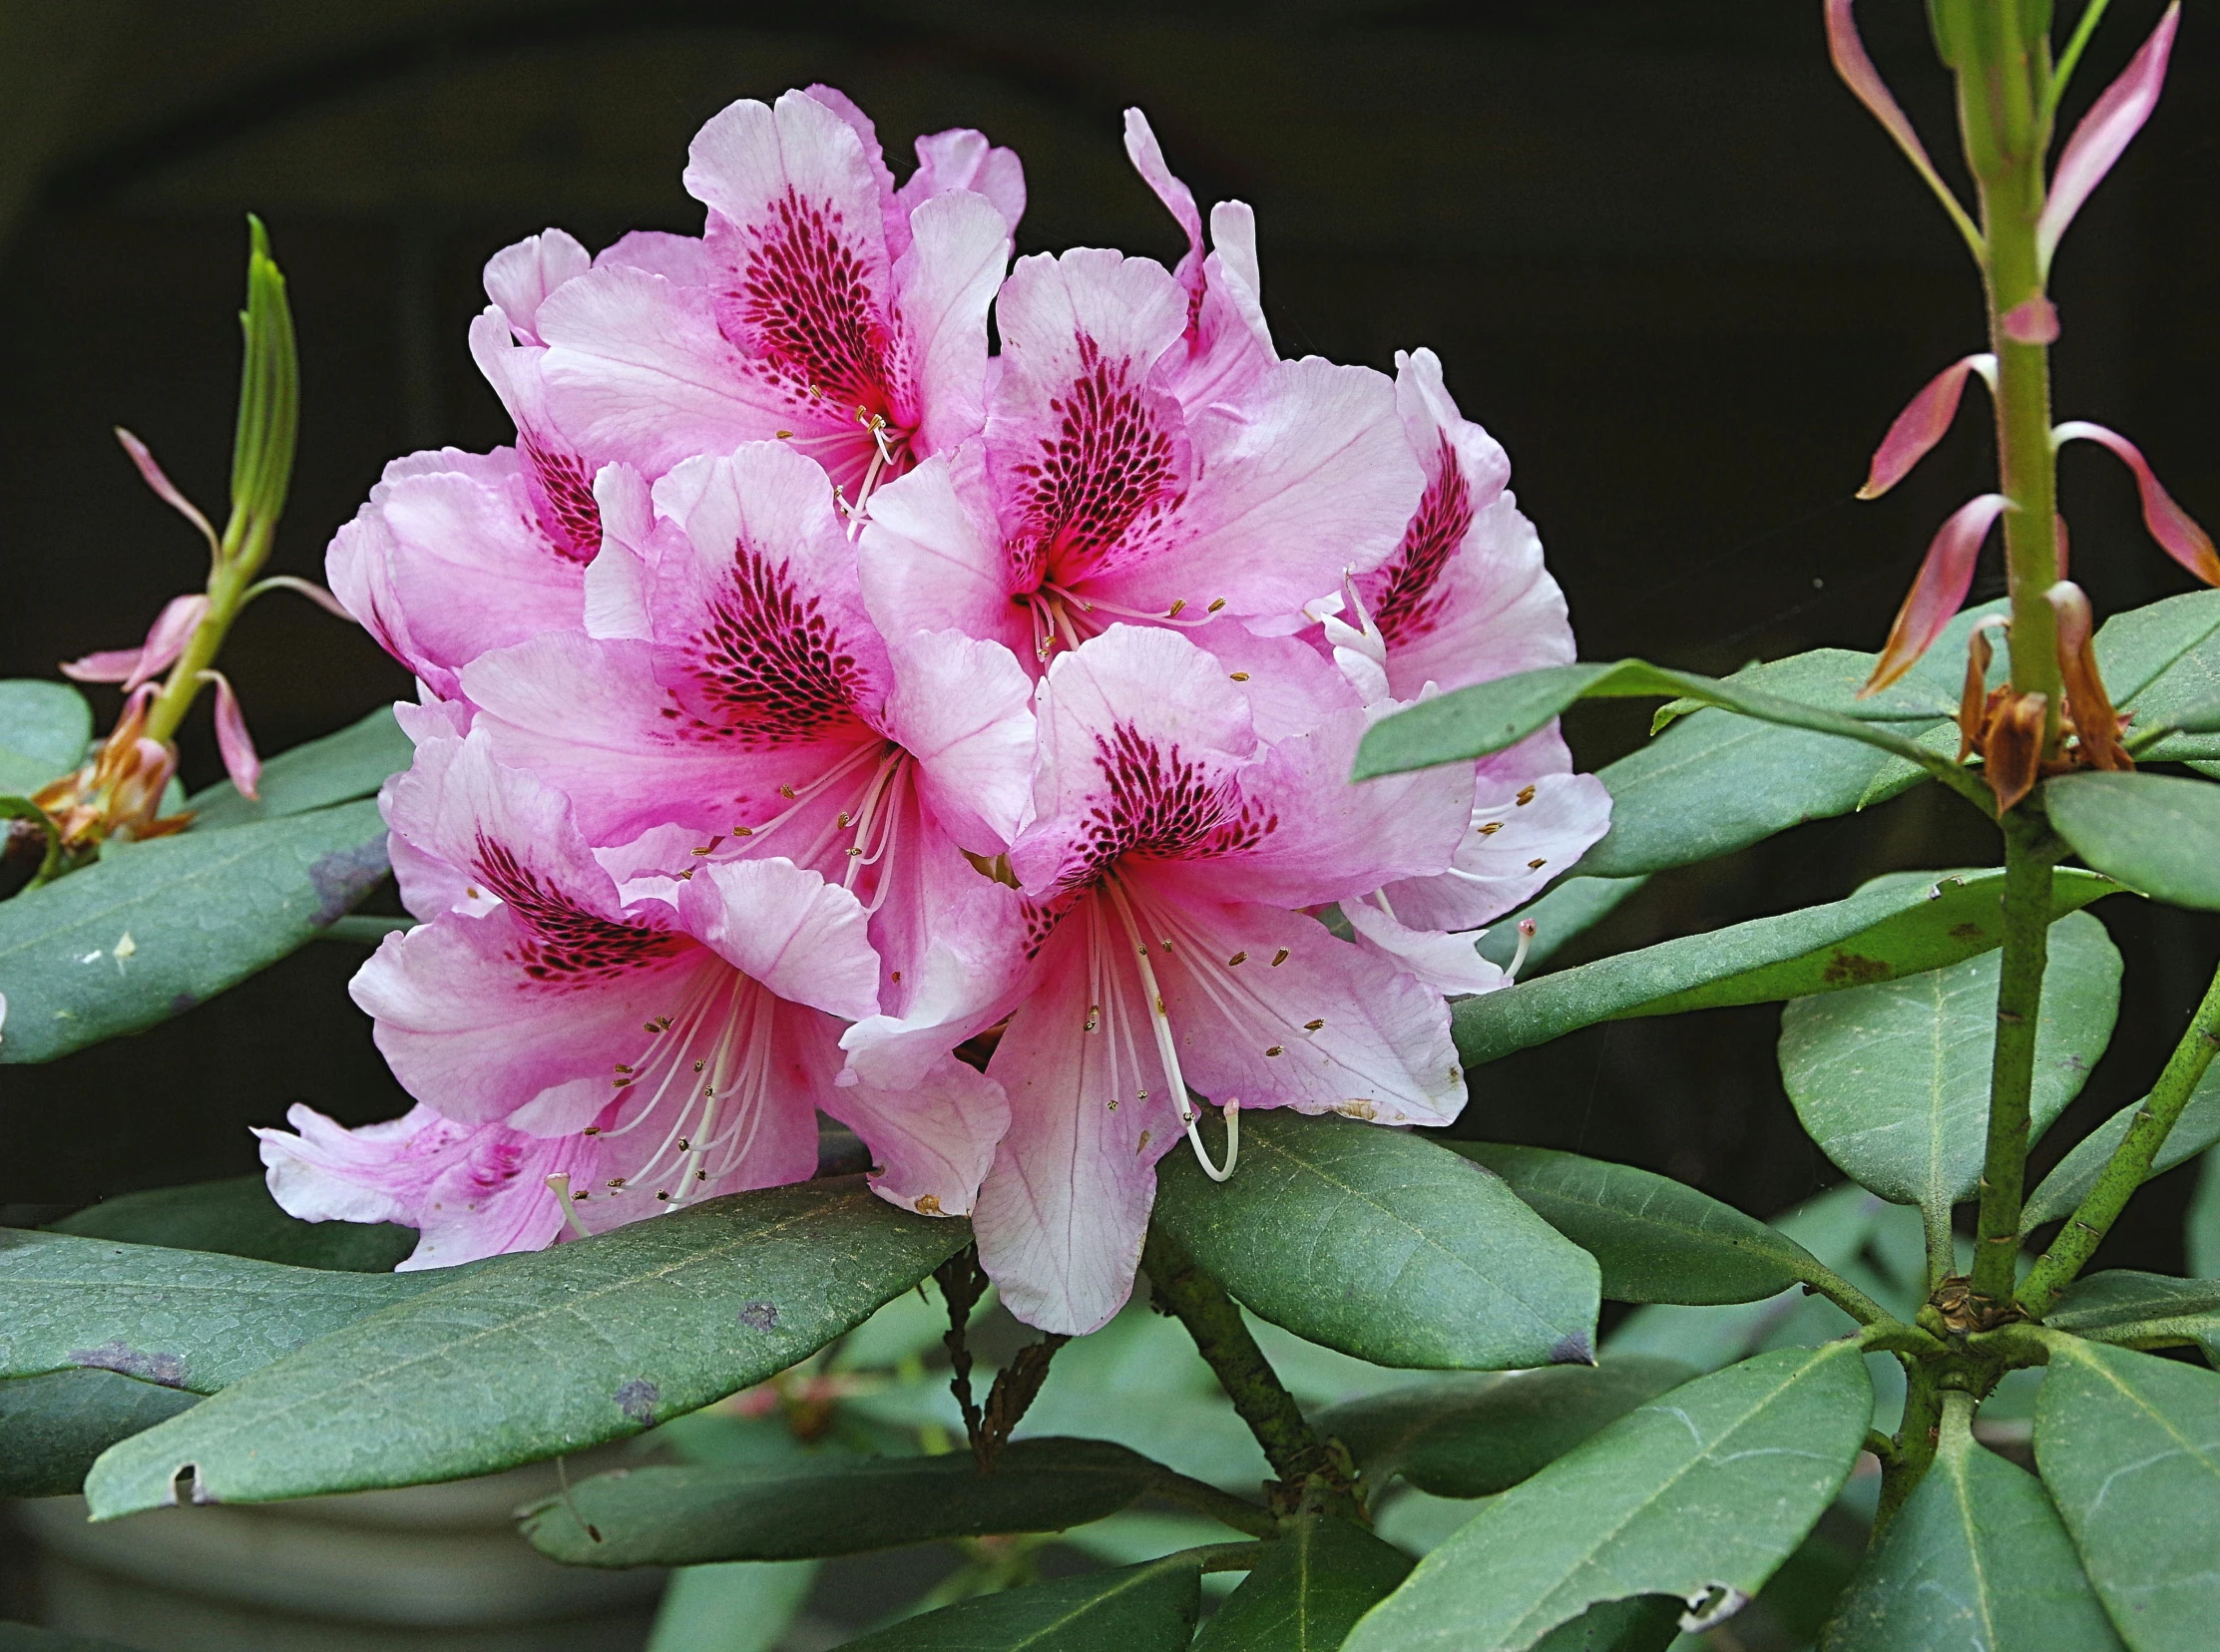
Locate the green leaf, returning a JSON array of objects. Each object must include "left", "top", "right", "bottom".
[
  {"left": 1779, "top": 910, "right": 2119, "bottom": 1211},
  {"left": 0, "top": 1371, "right": 197, "bottom": 1498},
  {"left": 83, "top": 1177, "right": 968, "bottom": 1516},
  {"left": 526, "top": 1438, "right": 1236, "bottom": 1567},
  {"left": 1476, "top": 875, "right": 1648, "bottom": 971},
  {"left": 1343, "top": 1343, "right": 1874, "bottom": 1652},
  {"left": 2099, "top": 590, "right": 2220, "bottom": 760},
  {"left": 835, "top": 1556, "right": 1204, "bottom": 1652},
  {"left": 0, "top": 1229, "right": 458, "bottom": 1394},
  {"left": 2045, "top": 1272, "right": 2220, "bottom": 1364},
  {"left": 185, "top": 704, "right": 410, "bottom": 829},
  {"left": 1822, "top": 1412, "right": 2122, "bottom": 1651},
  {"left": 2191, "top": 1153, "right": 2220, "bottom": 1278},
  {"left": 0, "top": 679, "right": 93, "bottom": 795},
  {"left": 2024, "top": 1064, "right": 2220, "bottom": 1228},
  {"left": 0, "top": 798, "right": 387, "bottom": 1063},
  {"left": 1152, "top": 1111, "right": 1601, "bottom": 1370},
  {"left": 1192, "top": 1515, "right": 1412, "bottom": 1651},
  {"left": 1454, "top": 867, "right": 2117, "bottom": 1068},
  {"left": 1355, "top": 659, "right": 1955, "bottom": 784},
  {"left": 647, "top": 1560, "right": 820, "bottom": 1652},
  {"left": 1451, "top": 1142, "right": 1828, "bottom": 1305},
  {"left": 2034, "top": 1338, "right": 2220, "bottom": 1651},
  {"left": 0, "top": 1624, "right": 147, "bottom": 1651},
  {"left": 51, "top": 1174, "right": 416, "bottom": 1271},
  {"left": 1315, "top": 1357, "right": 1696, "bottom": 1497},
  {"left": 2046, "top": 772, "right": 2220, "bottom": 911}
]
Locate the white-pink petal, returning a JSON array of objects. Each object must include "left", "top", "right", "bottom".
[
  {"left": 1865, "top": 494, "right": 2012, "bottom": 691},
  {"left": 2053, "top": 419, "right": 2220, "bottom": 585},
  {"left": 1857, "top": 353, "right": 1996, "bottom": 501}
]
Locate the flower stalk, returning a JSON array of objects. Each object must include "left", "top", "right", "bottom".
[
  {"left": 141, "top": 214, "right": 298, "bottom": 750},
  {"left": 2018, "top": 957, "right": 2220, "bottom": 1317}
]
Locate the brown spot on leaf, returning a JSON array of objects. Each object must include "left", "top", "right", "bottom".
[
  {"left": 613, "top": 1378, "right": 660, "bottom": 1424},
  {"left": 71, "top": 1341, "right": 188, "bottom": 1389},
  {"left": 739, "top": 1302, "right": 779, "bottom": 1331},
  {"left": 1820, "top": 952, "right": 1891, "bottom": 987},
  {"left": 1949, "top": 922, "right": 1986, "bottom": 941}
]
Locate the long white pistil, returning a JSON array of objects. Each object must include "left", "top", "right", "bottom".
[{"left": 1104, "top": 876, "right": 1237, "bottom": 1182}]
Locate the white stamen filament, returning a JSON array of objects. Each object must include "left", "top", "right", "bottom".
[
  {"left": 1104, "top": 876, "right": 1237, "bottom": 1182},
  {"left": 1040, "top": 581, "right": 1222, "bottom": 631},
  {"left": 1508, "top": 918, "right": 1537, "bottom": 981},
  {"left": 544, "top": 1173, "right": 593, "bottom": 1239}
]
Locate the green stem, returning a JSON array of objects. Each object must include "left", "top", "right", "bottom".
[
  {"left": 1972, "top": 814, "right": 2058, "bottom": 1308},
  {"left": 1797, "top": 1262, "right": 1894, "bottom": 1330},
  {"left": 1141, "top": 1228, "right": 1348, "bottom": 1515},
  {"left": 2019, "top": 959, "right": 2220, "bottom": 1317},
  {"left": 142, "top": 551, "right": 258, "bottom": 747},
  {"left": 1874, "top": 1359, "right": 1947, "bottom": 1537},
  {"left": 1923, "top": 1203, "right": 1959, "bottom": 1294}
]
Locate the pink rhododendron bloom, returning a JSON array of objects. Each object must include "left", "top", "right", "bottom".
[
  {"left": 459, "top": 439, "right": 1036, "bottom": 1085},
  {"left": 971, "top": 624, "right": 1472, "bottom": 1334},
  {"left": 1119, "top": 109, "right": 1275, "bottom": 407},
  {"left": 857, "top": 247, "right": 1420, "bottom": 668},
  {"left": 258, "top": 730, "right": 1006, "bottom": 1254},
  {"left": 536, "top": 86, "right": 1022, "bottom": 500},
  {"left": 1313, "top": 351, "right": 1611, "bottom": 979}
]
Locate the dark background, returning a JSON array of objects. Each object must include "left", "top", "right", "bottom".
[{"left": 2, "top": 0, "right": 2213, "bottom": 1271}]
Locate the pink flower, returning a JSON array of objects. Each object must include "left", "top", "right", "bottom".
[
  {"left": 460, "top": 439, "right": 1037, "bottom": 1087},
  {"left": 971, "top": 624, "right": 1471, "bottom": 1334},
  {"left": 857, "top": 249, "right": 1420, "bottom": 669},
  {"left": 258, "top": 729, "right": 1007, "bottom": 1253},
  {"left": 535, "top": 87, "right": 1023, "bottom": 501},
  {"left": 1120, "top": 109, "right": 1276, "bottom": 406},
  {"left": 1313, "top": 351, "right": 1612, "bottom": 973}
]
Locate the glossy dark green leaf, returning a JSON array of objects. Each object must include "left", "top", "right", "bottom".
[
  {"left": 1344, "top": 1343, "right": 1873, "bottom": 1652},
  {"left": 837, "top": 1556, "right": 1204, "bottom": 1651},
  {"left": 1454, "top": 867, "right": 2116, "bottom": 1068},
  {"left": 2047, "top": 772, "right": 2220, "bottom": 912},
  {"left": 1582, "top": 614, "right": 2003, "bottom": 878},
  {"left": 1316, "top": 1357, "right": 1694, "bottom": 1497},
  {"left": 1476, "top": 875, "right": 1649, "bottom": 971},
  {"left": 0, "top": 1229, "right": 456, "bottom": 1394},
  {"left": 1529, "top": 1598, "right": 1685, "bottom": 1652},
  {"left": 1192, "top": 1515, "right": 1412, "bottom": 1651},
  {"left": 2046, "top": 1272, "right": 2220, "bottom": 1364},
  {"left": 1780, "top": 910, "right": 2118, "bottom": 1211},
  {"left": 0, "top": 679, "right": 93, "bottom": 795},
  {"left": 51, "top": 1174, "right": 416, "bottom": 1271},
  {"left": 84, "top": 1177, "right": 968, "bottom": 1516},
  {"left": 185, "top": 703, "right": 410, "bottom": 829},
  {"left": 1153, "top": 1111, "right": 1600, "bottom": 1370},
  {"left": 1823, "top": 1412, "right": 2121, "bottom": 1651},
  {"left": 2034, "top": 1338, "right": 2220, "bottom": 1650},
  {"left": 1452, "top": 1143, "right": 1826, "bottom": 1305},
  {"left": 0, "top": 1371, "right": 197, "bottom": 1497},
  {"left": 2025, "top": 1063, "right": 2220, "bottom": 1227},
  {"left": 523, "top": 1438, "right": 1218, "bottom": 1566},
  {"left": 1355, "top": 658, "right": 1953, "bottom": 783},
  {"left": 0, "top": 797, "right": 387, "bottom": 1062}
]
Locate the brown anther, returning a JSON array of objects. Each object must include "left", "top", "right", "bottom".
[
  {"left": 1304, "top": 1019, "right": 1325, "bottom": 1031},
  {"left": 1478, "top": 821, "right": 1504, "bottom": 836},
  {"left": 1265, "top": 1044, "right": 1284, "bottom": 1056},
  {"left": 1516, "top": 785, "right": 1537, "bottom": 806},
  {"left": 1528, "top": 857, "right": 1547, "bottom": 870},
  {"left": 1228, "top": 671, "right": 1249, "bottom": 681},
  {"left": 1270, "top": 948, "right": 1290, "bottom": 967},
  {"left": 1227, "top": 952, "right": 1247, "bottom": 966}
]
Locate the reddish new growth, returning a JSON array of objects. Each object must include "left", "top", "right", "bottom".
[
  {"left": 1008, "top": 337, "right": 1182, "bottom": 592},
  {"left": 733, "top": 189, "right": 894, "bottom": 420},
  {"left": 524, "top": 438, "right": 604, "bottom": 565},
  {"left": 678, "top": 541, "right": 870, "bottom": 749},
  {"left": 475, "top": 839, "right": 681, "bottom": 984},
  {"left": 1058, "top": 722, "right": 1273, "bottom": 893},
  {"left": 1370, "top": 434, "right": 1472, "bottom": 648}
]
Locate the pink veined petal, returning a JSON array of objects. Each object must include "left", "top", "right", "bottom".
[
  {"left": 2001, "top": 295, "right": 2060, "bottom": 345},
  {"left": 900, "top": 128, "right": 1026, "bottom": 234},
  {"left": 2053, "top": 420, "right": 2220, "bottom": 585},
  {"left": 1857, "top": 354, "right": 1996, "bottom": 501},
  {"left": 882, "top": 627, "right": 1038, "bottom": 851},
  {"left": 2039, "top": 2, "right": 2181, "bottom": 268},
  {"left": 62, "top": 594, "right": 211, "bottom": 687},
  {"left": 1864, "top": 494, "right": 2012, "bottom": 693},
  {"left": 199, "top": 669, "right": 260, "bottom": 800},
  {"left": 818, "top": 1047, "right": 1011, "bottom": 1219},
  {"left": 482, "top": 228, "right": 592, "bottom": 343},
  {"left": 1122, "top": 108, "right": 1204, "bottom": 289},
  {"left": 1823, "top": 0, "right": 1982, "bottom": 250},
  {"left": 857, "top": 445, "right": 1029, "bottom": 660},
  {"left": 1383, "top": 763, "right": 1615, "bottom": 933},
  {"left": 895, "top": 189, "right": 1013, "bottom": 459},
  {"left": 114, "top": 428, "right": 219, "bottom": 551},
  {"left": 1342, "top": 898, "right": 1509, "bottom": 999}
]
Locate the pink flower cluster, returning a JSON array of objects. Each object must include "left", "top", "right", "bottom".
[{"left": 259, "top": 89, "right": 1609, "bottom": 1334}]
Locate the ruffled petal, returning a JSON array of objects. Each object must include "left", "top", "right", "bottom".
[
  {"left": 674, "top": 856, "right": 881, "bottom": 1022},
  {"left": 482, "top": 228, "right": 592, "bottom": 342},
  {"left": 883, "top": 627, "right": 1037, "bottom": 851}
]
